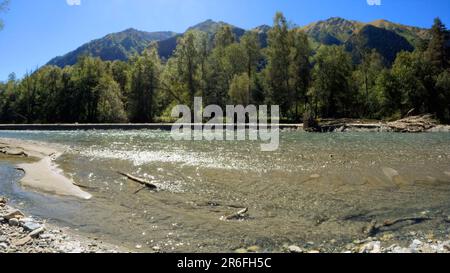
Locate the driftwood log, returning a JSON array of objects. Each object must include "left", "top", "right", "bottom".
[
  {"left": 220, "top": 207, "right": 249, "bottom": 221},
  {"left": 363, "top": 216, "right": 431, "bottom": 236},
  {"left": 387, "top": 114, "right": 438, "bottom": 133},
  {"left": 118, "top": 172, "right": 157, "bottom": 190}
]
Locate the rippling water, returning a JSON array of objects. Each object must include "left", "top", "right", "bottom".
[{"left": 1, "top": 130, "right": 450, "bottom": 252}]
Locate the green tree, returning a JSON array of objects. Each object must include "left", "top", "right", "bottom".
[
  {"left": 425, "top": 18, "right": 449, "bottom": 71},
  {"left": 308, "top": 45, "right": 354, "bottom": 118},
  {"left": 203, "top": 27, "right": 239, "bottom": 107},
  {"left": 34, "top": 66, "right": 63, "bottom": 122},
  {"left": 173, "top": 31, "right": 205, "bottom": 108},
  {"left": 0, "top": 72, "right": 18, "bottom": 122},
  {"left": 265, "top": 12, "right": 291, "bottom": 114},
  {"left": 229, "top": 73, "right": 251, "bottom": 105},
  {"left": 374, "top": 69, "right": 401, "bottom": 118},
  {"left": 129, "top": 45, "right": 161, "bottom": 122},
  {"left": 95, "top": 75, "right": 128, "bottom": 123},
  {"left": 288, "top": 28, "right": 311, "bottom": 120},
  {"left": 240, "top": 31, "right": 261, "bottom": 79},
  {"left": 391, "top": 51, "right": 434, "bottom": 115},
  {"left": 71, "top": 56, "right": 106, "bottom": 122},
  {"left": 353, "top": 50, "right": 385, "bottom": 117},
  {"left": 435, "top": 70, "right": 450, "bottom": 122},
  {"left": 214, "top": 25, "right": 235, "bottom": 49}
]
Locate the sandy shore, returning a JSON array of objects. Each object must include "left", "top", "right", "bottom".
[{"left": 0, "top": 138, "right": 92, "bottom": 200}]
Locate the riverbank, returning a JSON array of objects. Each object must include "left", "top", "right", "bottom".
[
  {"left": 0, "top": 116, "right": 449, "bottom": 133},
  {"left": 0, "top": 196, "right": 127, "bottom": 253},
  {"left": 0, "top": 138, "right": 91, "bottom": 200}
]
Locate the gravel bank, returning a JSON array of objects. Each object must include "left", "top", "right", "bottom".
[{"left": 0, "top": 196, "right": 128, "bottom": 253}]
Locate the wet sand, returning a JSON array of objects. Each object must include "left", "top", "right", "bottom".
[{"left": 0, "top": 138, "right": 91, "bottom": 200}]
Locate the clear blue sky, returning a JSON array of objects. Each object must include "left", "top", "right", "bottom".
[{"left": 0, "top": 0, "right": 449, "bottom": 81}]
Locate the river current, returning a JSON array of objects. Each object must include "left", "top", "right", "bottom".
[{"left": 1, "top": 130, "right": 450, "bottom": 252}]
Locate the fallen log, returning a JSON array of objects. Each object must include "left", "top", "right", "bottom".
[
  {"left": 220, "top": 207, "right": 249, "bottom": 221},
  {"left": 387, "top": 114, "right": 438, "bottom": 133},
  {"left": 381, "top": 216, "right": 431, "bottom": 227},
  {"left": 363, "top": 216, "right": 431, "bottom": 236},
  {"left": 118, "top": 172, "right": 157, "bottom": 190}
]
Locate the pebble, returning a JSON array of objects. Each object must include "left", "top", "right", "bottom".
[
  {"left": 22, "top": 221, "right": 42, "bottom": 231},
  {"left": 29, "top": 227, "right": 45, "bottom": 238},
  {"left": 235, "top": 248, "right": 248, "bottom": 254},
  {"left": 359, "top": 241, "right": 381, "bottom": 253},
  {"left": 409, "top": 239, "right": 423, "bottom": 250},
  {"left": 2, "top": 210, "right": 25, "bottom": 220},
  {"left": 14, "top": 235, "right": 32, "bottom": 247},
  {"left": 287, "top": 245, "right": 303, "bottom": 253},
  {"left": 247, "top": 245, "right": 261, "bottom": 252},
  {"left": 9, "top": 218, "right": 19, "bottom": 226},
  {"left": 152, "top": 246, "right": 161, "bottom": 252}
]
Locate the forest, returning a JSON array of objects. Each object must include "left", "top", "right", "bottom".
[{"left": 0, "top": 12, "right": 449, "bottom": 124}]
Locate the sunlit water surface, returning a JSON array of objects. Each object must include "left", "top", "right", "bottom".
[{"left": 1, "top": 130, "right": 450, "bottom": 252}]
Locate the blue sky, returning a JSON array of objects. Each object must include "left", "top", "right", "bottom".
[{"left": 0, "top": 0, "right": 449, "bottom": 81}]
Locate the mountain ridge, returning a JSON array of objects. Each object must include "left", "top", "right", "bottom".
[{"left": 47, "top": 17, "right": 432, "bottom": 67}]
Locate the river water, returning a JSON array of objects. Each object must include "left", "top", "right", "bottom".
[{"left": 1, "top": 130, "right": 450, "bottom": 252}]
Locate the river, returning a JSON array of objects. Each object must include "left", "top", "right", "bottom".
[{"left": 1, "top": 130, "right": 450, "bottom": 252}]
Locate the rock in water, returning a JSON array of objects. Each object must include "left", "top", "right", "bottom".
[
  {"left": 382, "top": 167, "right": 408, "bottom": 187},
  {"left": 382, "top": 167, "right": 399, "bottom": 181}
]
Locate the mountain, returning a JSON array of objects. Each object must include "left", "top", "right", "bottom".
[
  {"left": 47, "top": 28, "right": 177, "bottom": 67},
  {"left": 252, "top": 25, "right": 271, "bottom": 48},
  {"left": 369, "top": 19, "right": 431, "bottom": 47},
  {"left": 302, "top": 17, "right": 430, "bottom": 48},
  {"left": 47, "top": 17, "right": 431, "bottom": 67},
  {"left": 302, "top": 17, "right": 364, "bottom": 46},
  {"left": 345, "top": 25, "right": 415, "bottom": 65},
  {"left": 157, "top": 19, "right": 246, "bottom": 59}
]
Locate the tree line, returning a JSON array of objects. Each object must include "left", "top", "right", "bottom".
[{"left": 1, "top": 12, "right": 449, "bottom": 124}]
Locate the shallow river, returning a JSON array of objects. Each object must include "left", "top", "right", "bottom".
[{"left": 1, "top": 130, "right": 450, "bottom": 252}]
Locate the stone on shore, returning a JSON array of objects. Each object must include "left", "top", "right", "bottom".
[
  {"left": 2, "top": 209, "right": 25, "bottom": 220},
  {"left": 287, "top": 245, "right": 303, "bottom": 253}
]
